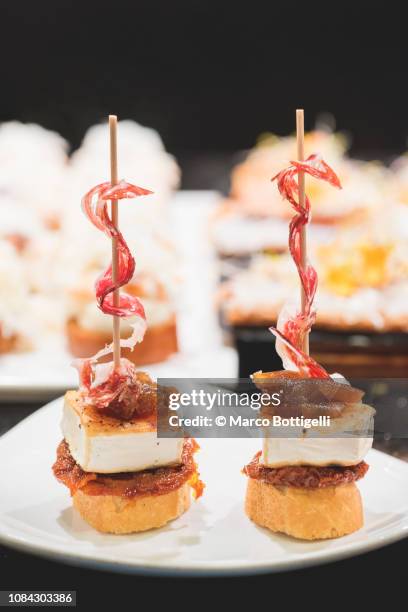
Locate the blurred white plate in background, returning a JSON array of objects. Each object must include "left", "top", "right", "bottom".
[{"left": 0, "top": 192, "right": 237, "bottom": 401}]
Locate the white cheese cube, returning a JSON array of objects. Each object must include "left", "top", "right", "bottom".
[
  {"left": 262, "top": 403, "right": 374, "bottom": 467},
  {"left": 61, "top": 390, "right": 183, "bottom": 474}
]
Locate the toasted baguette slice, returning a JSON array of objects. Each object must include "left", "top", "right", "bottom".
[
  {"left": 67, "top": 316, "right": 178, "bottom": 365},
  {"left": 245, "top": 477, "right": 363, "bottom": 540},
  {"left": 73, "top": 482, "right": 191, "bottom": 534}
]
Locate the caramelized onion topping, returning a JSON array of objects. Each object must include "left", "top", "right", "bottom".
[{"left": 252, "top": 370, "right": 364, "bottom": 418}]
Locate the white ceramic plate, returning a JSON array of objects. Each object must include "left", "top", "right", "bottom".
[
  {"left": 0, "top": 191, "right": 238, "bottom": 401},
  {"left": 1, "top": 398, "right": 408, "bottom": 576},
  {"left": 0, "top": 347, "right": 237, "bottom": 402}
]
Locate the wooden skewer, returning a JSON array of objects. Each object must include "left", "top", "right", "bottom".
[
  {"left": 109, "top": 115, "right": 121, "bottom": 369},
  {"left": 296, "top": 108, "right": 309, "bottom": 355}
]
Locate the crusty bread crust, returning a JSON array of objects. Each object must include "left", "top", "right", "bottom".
[
  {"left": 73, "top": 482, "right": 191, "bottom": 534},
  {"left": 245, "top": 477, "right": 363, "bottom": 540},
  {"left": 225, "top": 303, "right": 408, "bottom": 334},
  {"left": 0, "top": 332, "right": 17, "bottom": 354},
  {"left": 66, "top": 316, "right": 178, "bottom": 365},
  {"left": 311, "top": 351, "right": 408, "bottom": 378}
]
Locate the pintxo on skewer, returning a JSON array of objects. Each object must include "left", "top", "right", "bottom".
[
  {"left": 243, "top": 110, "right": 374, "bottom": 540},
  {"left": 53, "top": 116, "right": 203, "bottom": 534}
]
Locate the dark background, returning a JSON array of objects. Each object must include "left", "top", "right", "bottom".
[{"left": 1, "top": 1, "right": 407, "bottom": 187}]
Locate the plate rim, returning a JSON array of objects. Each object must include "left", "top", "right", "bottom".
[
  {"left": 1, "top": 509, "right": 407, "bottom": 577},
  {"left": 0, "top": 190, "right": 224, "bottom": 403}
]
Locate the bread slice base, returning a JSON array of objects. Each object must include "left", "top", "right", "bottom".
[
  {"left": 245, "top": 477, "right": 363, "bottom": 540},
  {"left": 73, "top": 483, "right": 190, "bottom": 534}
]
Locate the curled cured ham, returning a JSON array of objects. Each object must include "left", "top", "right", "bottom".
[
  {"left": 82, "top": 180, "right": 152, "bottom": 319},
  {"left": 75, "top": 180, "right": 152, "bottom": 412},
  {"left": 270, "top": 155, "right": 341, "bottom": 377},
  {"left": 74, "top": 361, "right": 157, "bottom": 419}
]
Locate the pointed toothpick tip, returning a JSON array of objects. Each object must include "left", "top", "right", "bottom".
[
  {"left": 109, "top": 114, "right": 120, "bottom": 368},
  {"left": 295, "top": 109, "right": 308, "bottom": 355}
]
